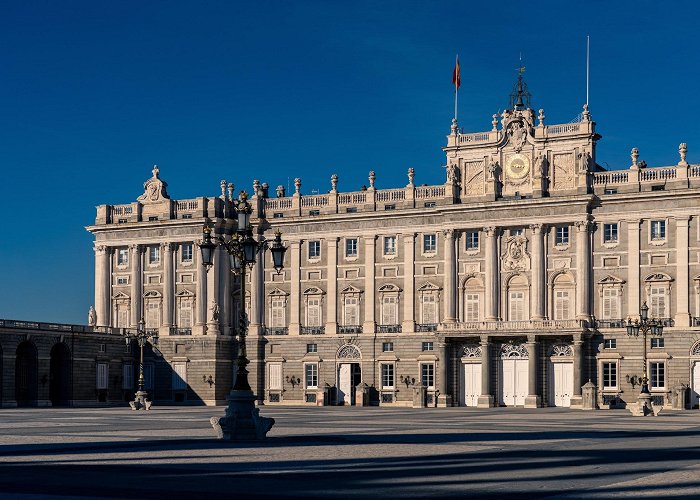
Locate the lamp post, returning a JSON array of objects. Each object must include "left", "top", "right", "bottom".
[
  {"left": 626, "top": 302, "right": 664, "bottom": 416},
  {"left": 124, "top": 317, "right": 159, "bottom": 410},
  {"left": 200, "top": 190, "right": 286, "bottom": 440}
]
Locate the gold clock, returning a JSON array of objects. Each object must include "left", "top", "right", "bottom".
[{"left": 506, "top": 154, "right": 530, "bottom": 180}]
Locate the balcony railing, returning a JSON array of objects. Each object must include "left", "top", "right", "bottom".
[
  {"left": 376, "top": 324, "right": 402, "bottom": 333},
  {"left": 657, "top": 318, "right": 675, "bottom": 327},
  {"left": 264, "top": 327, "right": 289, "bottom": 336},
  {"left": 338, "top": 325, "right": 363, "bottom": 334},
  {"left": 439, "top": 319, "right": 587, "bottom": 332},
  {"left": 170, "top": 328, "right": 192, "bottom": 336},
  {"left": 594, "top": 319, "right": 626, "bottom": 329},
  {"left": 416, "top": 323, "right": 438, "bottom": 332},
  {"left": 300, "top": 326, "right": 325, "bottom": 335}
]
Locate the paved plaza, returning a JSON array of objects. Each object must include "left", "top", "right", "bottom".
[{"left": 0, "top": 406, "right": 699, "bottom": 499}]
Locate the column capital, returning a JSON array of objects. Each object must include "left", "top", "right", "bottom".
[
  {"left": 529, "top": 223, "right": 545, "bottom": 234},
  {"left": 290, "top": 240, "right": 301, "bottom": 248},
  {"left": 442, "top": 228, "right": 455, "bottom": 239},
  {"left": 162, "top": 242, "right": 175, "bottom": 252},
  {"left": 625, "top": 218, "right": 642, "bottom": 227},
  {"left": 94, "top": 244, "right": 108, "bottom": 255},
  {"left": 403, "top": 233, "right": 416, "bottom": 243},
  {"left": 479, "top": 335, "right": 490, "bottom": 345},
  {"left": 129, "top": 243, "right": 141, "bottom": 251},
  {"left": 327, "top": 237, "right": 339, "bottom": 247},
  {"left": 363, "top": 235, "right": 377, "bottom": 244},
  {"left": 574, "top": 220, "right": 592, "bottom": 232},
  {"left": 527, "top": 334, "right": 537, "bottom": 343},
  {"left": 483, "top": 226, "right": 499, "bottom": 237}
]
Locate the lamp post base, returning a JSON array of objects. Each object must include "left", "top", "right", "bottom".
[
  {"left": 629, "top": 392, "right": 659, "bottom": 417},
  {"left": 211, "top": 390, "right": 275, "bottom": 440},
  {"left": 129, "top": 391, "right": 152, "bottom": 411}
]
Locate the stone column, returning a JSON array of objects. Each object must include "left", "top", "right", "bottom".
[
  {"left": 196, "top": 245, "right": 207, "bottom": 334},
  {"left": 402, "top": 233, "right": 416, "bottom": 332},
  {"left": 575, "top": 221, "right": 591, "bottom": 321},
  {"left": 326, "top": 238, "right": 338, "bottom": 333},
  {"left": 94, "top": 245, "right": 111, "bottom": 328},
  {"left": 437, "top": 342, "right": 452, "bottom": 407},
  {"left": 289, "top": 240, "right": 301, "bottom": 335},
  {"left": 570, "top": 335, "right": 584, "bottom": 408},
  {"left": 206, "top": 239, "right": 222, "bottom": 335},
  {"left": 162, "top": 243, "right": 174, "bottom": 329},
  {"left": 362, "top": 236, "right": 376, "bottom": 334},
  {"left": 477, "top": 335, "right": 493, "bottom": 407},
  {"left": 484, "top": 227, "right": 499, "bottom": 321},
  {"left": 627, "top": 219, "right": 641, "bottom": 319},
  {"left": 530, "top": 224, "right": 545, "bottom": 320},
  {"left": 130, "top": 244, "right": 142, "bottom": 327},
  {"left": 525, "top": 335, "right": 540, "bottom": 408},
  {"left": 220, "top": 242, "right": 231, "bottom": 335},
  {"left": 249, "top": 243, "right": 262, "bottom": 336},
  {"left": 675, "top": 216, "right": 691, "bottom": 327},
  {"left": 443, "top": 229, "right": 457, "bottom": 323}
]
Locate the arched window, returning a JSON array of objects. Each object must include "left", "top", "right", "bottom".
[
  {"left": 462, "top": 276, "right": 483, "bottom": 322},
  {"left": 303, "top": 287, "right": 324, "bottom": 327},
  {"left": 418, "top": 282, "right": 440, "bottom": 326},
  {"left": 645, "top": 273, "right": 673, "bottom": 319},
  {"left": 551, "top": 273, "right": 575, "bottom": 320},
  {"left": 507, "top": 275, "right": 529, "bottom": 321}
]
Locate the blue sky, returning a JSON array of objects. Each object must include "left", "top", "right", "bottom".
[{"left": 1, "top": 1, "right": 698, "bottom": 323}]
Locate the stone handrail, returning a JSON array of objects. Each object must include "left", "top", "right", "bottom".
[
  {"left": 438, "top": 319, "right": 587, "bottom": 331},
  {"left": 110, "top": 204, "right": 133, "bottom": 217},
  {"left": 338, "top": 192, "right": 367, "bottom": 205},
  {"left": 301, "top": 194, "right": 329, "bottom": 207},
  {"left": 376, "top": 189, "right": 406, "bottom": 202},
  {"left": 640, "top": 166, "right": 676, "bottom": 181},
  {"left": 458, "top": 132, "right": 490, "bottom": 144},
  {"left": 266, "top": 198, "right": 293, "bottom": 210},
  {"left": 547, "top": 123, "right": 580, "bottom": 135},
  {"left": 415, "top": 185, "right": 446, "bottom": 198},
  {"left": 176, "top": 199, "right": 199, "bottom": 211},
  {"left": 0, "top": 318, "right": 129, "bottom": 335},
  {"left": 592, "top": 171, "right": 629, "bottom": 185}
]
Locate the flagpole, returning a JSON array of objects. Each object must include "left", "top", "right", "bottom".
[{"left": 453, "top": 54, "right": 459, "bottom": 123}]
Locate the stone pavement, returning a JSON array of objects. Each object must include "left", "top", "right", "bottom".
[{"left": 0, "top": 406, "right": 699, "bottom": 498}]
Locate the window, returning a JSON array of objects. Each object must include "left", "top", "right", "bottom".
[
  {"left": 306, "top": 297, "right": 322, "bottom": 326},
  {"left": 603, "top": 223, "right": 618, "bottom": 243},
  {"left": 555, "top": 226, "right": 569, "bottom": 246},
  {"left": 146, "top": 301, "right": 160, "bottom": 329},
  {"left": 309, "top": 209, "right": 320, "bottom": 216},
  {"left": 465, "top": 231, "right": 479, "bottom": 251},
  {"left": 122, "top": 363, "right": 133, "bottom": 389},
  {"left": 384, "top": 204, "right": 396, "bottom": 211},
  {"left": 308, "top": 241, "right": 321, "bottom": 259},
  {"left": 509, "top": 291, "right": 526, "bottom": 321},
  {"left": 381, "top": 296, "right": 398, "bottom": 325},
  {"left": 602, "top": 288, "right": 621, "bottom": 320},
  {"left": 383, "top": 236, "right": 396, "bottom": 256},
  {"left": 649, "top": 361, "right": 665, "bottom": 389},
  {"left": 423, "top": 234, "right": 437, "bottom": 253},
  {"left": 182, "top": 213, "right": 192, "bottom": 219},
  {"left": 117, "top": 248, "right": 129, "bottom": 265},
  {"left": 421, "top": 294, "right": 438, "bottom": 324},
  {"left": 116, "top": 276, "right": 128, "bottom": 285},
  {"left": 116, "top": 306, "right": 129, "bottom": 328},
  {"left": 602, "top": 362, "right": 617, "bottom": 390},
  {"left": 118, "top": 218, "right": 128, "bottom": 224},
  {"left": 651, "top": 220, "right": 666, "bottom": 241},
  {"left": 381, "top": 364, "right": 395, "bottom": 389},
  {"left": 269, "top": 364, "right": 282, "bottom": 391},
  {"left": 305, "top": 363, "right": 318, "bottom": 388},
  {"left": 270, "top": 297, "right": 286, "bottom": 327},
  {"left": 424, "top": 201, "right": 436, "bottom": 208},
  {"left": 172, "top": 362, "right": 187, "bottom": 390},
  {"left": 651, "top": 338, "right": 664, "bottom": 349},
  {"left": 651, "top": 185, "right": 665, "bottom": 192},
  {"left": 96, "top": 362, "right": 109, "bottom": 390},
  {"left": 554, "top": 290, "right": 571, "bottom": 320},
  {"left": 465, "top": 293, "right": 480, "bottom": 322},
  {"left": 343, "top": 296, "right": 359, "bottom": 325},
  {"left": 178, "top": 300, "right": 192, "bottom": 328},
  {"left": 511, "top": 228, "right": 523, "bottom": 237},
  {"left": 143, "top": 363, "right": 154, "bottom": 390},
  {"left": 382, "top": 342, "right": 394, "bottom": 352},
  {"left": 346, "top": 207, "right": 357, "bottom": 213},
  {"left": 273, "top": 212, "right": 284, "bottom": 218},
  {"left": 181, "top": 243, "right": 193, "bottom": 262},
  {"left": 345, "top": 238, "right": 358, "bottom": 258},
  {"left": 421, "top": 363, "right": 435, "bottom": 388},
  {"left": 306, "top": 343, "right": 317, "bottom": 353},
  {"left": 421, "top": 341, "right": 434, "bottom": 352},
  {"left": 604, "top": 188, "right": 618, "bottom": 195},
  {"left": 148, "top": 216, "right": 158, "bottom": 221},
  {"left": 649, "top": 286, "right": 667, "bottom": 318},
  {"left": 604, "top": 338, "right": 617, "bottom": 349},
  {"left": 149, "top": 246, "right": 160, "bottom": 264}
]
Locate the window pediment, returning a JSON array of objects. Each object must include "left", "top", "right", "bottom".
[
  {"left": 303, "top": 287, "right": 325, "bottom": 295},
  {"left": 143, "top": 290, "right": 162, "bottom": 298},
  {"left": 113, "top": 292, "right": 130, "bottom": 300},
  {"left": 268, "top": 287, "right": 289, "bottom": 297},
  {"left": 341, "top": 285, "right": 362, "bottom": 295},
  {"left": 378, "top": 284, "right": 401, "bottom": 293},
  {"left": 418, "top": 282, "right": 441, "bottom": 292},
  {"left": 644, "top": 273, "right": 673, "bottom": 283},
  {"left": 598, "top": 275, "right": 625, "bottom": 286},
  {"left": 175, "top": 289, "right": 195, "bottom": 297}
]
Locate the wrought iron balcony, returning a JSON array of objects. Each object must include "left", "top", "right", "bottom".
[
  {"left": 264, "top": 327, "right": 289, "bottom": 336},
  {"left": 338, "top": 325, "right": 363, "bottom": 334},
  {"left": 438, "top": 319, "right": 587, "bottom": 332},
  {"left": 376, "top": 324, "right": 402, "bottom": 333},
  {"left": 656, "top": 318, "right": 674, "bottom": 327},
  {"left": 416, "top": 323, "right": 438, "bottom": 332},
  {"left": 170, "top": 328, "right": 192, "bottom": 336},
  {"left": 300, "top": 326, "right": 325, "bottom": 335},
  {"left": 594, "top": 319, "right": 626, "bottom": 329}
]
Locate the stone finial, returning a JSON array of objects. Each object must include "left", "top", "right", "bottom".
[
  {"left": 227, "top": 182, "right": 234, "bottom": 202},
  {"left": 631, "top": 148, "right": 639, "bottom": 168},
  {"left": 261, "top": 182, "right": 269, "bottom": 198},
  {"left": 582, "top": 103, "right": 591, "bottom": 121},
  {"left": 239, "top": 190, "right": 248, "bottom": 203},
  {"left": 492, "top": 114, "right": 498, "bottom": 131},
  {"left": 451, "top": 118, "right": 458, "bottom": 135},
  {"left": 537, "top": 109, "right": 545, "bottom": 127},
  {"left": 152, "top": 165, "right": 160, "bottom": 178},
  {"left": 220, "top": 179, "right": 227, "bottom": 199},
  {"left": 679, "top": 143, "right": 688, "bottom": 165},
  {"left": 330, "top": 174, "right": 338, "bottom": 193},
  {"left": 276, "top": 185, "right": 285, "bottom": 198},
  {"left": 253, "top": 179, "right": 260, "bottom": 196},
  {"left": 407, "top": 167, "right": 415, "bottom": 186},
  {"left": 368, "top": 171, "right": 376, "bottom": 190},
  {"left": 294, "top": 178, "right": 301, "bottom": 195}
]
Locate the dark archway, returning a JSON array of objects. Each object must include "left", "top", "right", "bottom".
[
  {"left": 15, "top": 341, "right": 38, "bottom": 407},
  {"left": 50, "top": 343, "right": 72, "bottom": 407}
]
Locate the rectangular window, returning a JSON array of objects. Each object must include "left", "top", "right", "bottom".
[
  {"left": 305, "top": 363, "right": 318, "bottom": 388},
  {"left": 96, "top": 362, "right": 109, "bottom": 390},
  {"left": 345, "top": 238, "right": 358, "bottom": 258},
  {"left": 651, "top": 338, "right": 664, "bottom": 349},
  {"left": 273, "top": 212, "right": 284, "bottom": 219},
  {"left": 465, "top": 293, "right": 480, "bottom": 322},
  {"left": 181, "top": 243, "right": 193, "bottom": 262},
  {"left": 172, "top": 362, "right": 187, "bottom": 390},
  {"left": 308, "top": 240, "right": 321, "bottom": 259},
  {"left": 602, "top": 362, "right": 617, "bottom": 389},
  {"left": 424, "top": 201, "right": 436, "bottom": 208},
  {"left": 117, "top": 248, "right": 129, "bottom": 265},
  {"left": 306, "top": 343, "right": 318, "bottom": 353},
  {"left": 650, "top": 361, "right": 665, "bottom": 389},
  {"left": 149, "top": 246, "right": 160, "bottom": 264},
  {"left": 383, "top": 236, "right": 396, "bottom": 255},
  {"left": 649, "top": 287, "right": 667, "bottom": 318},
  {"left": 421, "top": 295, "right": 437, "bottom": 324},
  {"left": 346, "top": 207, "right": 357, "bottom": 213},
  {"left": 509, "top": 291, "right": 526, "bottom": 321},
  {"left": 146, "top": 302, "right": 160, "bottom": 329},
  {"left": 344, "top": 296, "right": 359, "bottom": 325},
  {"left": 651, "top": 220, "right": 666, "bottom": 241},
  {"left": 465, "top": 231, "right": 479, "bottom": 251},
  {"left": 381, "top": 364, "right": 395, "bottom": 389},
  {"left": 122, "top": 363, "right": 133, "bottom": 390},
  {"left": 604, "top": 338, "right": 617, "bottom": 349},
  {"left": 118, "top": 218, "right": 128, "bottom": 224},
  {"left": 143, "top": 363, "right": 154, "bottom": 390},
  {"left": 421, "top": 341, "right": 434, "bottom": 352},
  {"left": 270, "top": 297, "right": 285, "bottom": 327},
  {"left": 178, "top": 300, "right": 192, "bottom": 328},
  {"left": 116, "top": 306, "right": 129, "bottom": 328},
  {"left": 554, "top": 290, "right": 571, "bottom": 320},
  {"left": 269, "top": 363, "right": 282, "bottom": 390},
  {"left": 384, "top": 204, "right": 396, "bottom": 211},
  {"left": 602, "top": 288, "right": 620, "bottom": 320},
  {"left": 423, "top": 234, "right": 437, "bottom": 253},
  {"left": 309, "top": 210, "right": 320, "bottom": 216},
  {"left": 181, "top": 213, "right": 192, "bottom": 219},
  {"left": 604, "top": 188, "right": 618, "bottom": 195},
  {"left": 651, "top": 185, "right": 665, "bottom": 191},
  {"left": 148, "top": 216, "right": 158, "bottom": 221},
  {"left": 511, "top": 228, "right": 523, "bottom": 236},
  {"left": 381, "top": 296, "right": 398, "bottom": 325},
  {"left": 555, "top": 226, "right": 569, "bottom": 246},
  {"left": 421, "top": 363, "right": 435, "bottom": 388},
  {"left": 306, "top": 297, "right": 322, "bottom": 326},
  {"left": 116, "top": 276, "right": 128, "bottom": 285},
  {"left": 382, "top": 342, "right": 394, "bottom": 352},
  {"left": 603, "top": 223, "right": 618, "bottom": 243}
]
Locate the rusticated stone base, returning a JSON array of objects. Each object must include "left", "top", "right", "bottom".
[{"left": 211, "top": 390, "right": 275, "bottom": 440}]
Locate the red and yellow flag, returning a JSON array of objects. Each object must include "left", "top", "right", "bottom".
[{"left": 452, "top": 55, "right": 461, "bottom": 89}]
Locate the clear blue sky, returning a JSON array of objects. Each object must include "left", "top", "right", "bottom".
[{"left": 1, "top": 1, "right": 698, "bottom": 324}]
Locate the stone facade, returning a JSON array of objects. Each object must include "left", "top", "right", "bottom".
[{"left": 78, "top": 78, "right": 700, "bottom": 410}]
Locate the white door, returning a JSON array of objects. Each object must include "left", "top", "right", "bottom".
[
  {"left": 463, "top": 364, "right": 482, "bottom": 406},
  {"left": 692, "top": 361, "right": 700, "bottom": 409},
  {"left": 500, "top": 358, "right": 528, "bottom": 406},
  {"left": 515, "top": 359, "right": 528, "bottom": 406},
  {"left": 338, "top": 364, "right": 352, "bottom": 405},
  {"left": 550, "top": 362, "right": 573, "bottom": 407}
]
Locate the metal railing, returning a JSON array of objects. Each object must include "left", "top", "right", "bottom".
[
  {"left": 416, "top": 323, "right": 438, "bottom": 332},
  {"left": 170, "top": 328, "right": 192, "bottom": 336},
  {"left": 300, "top": 326, "right": 325, "bottom": 335},
  {"left": 594, "top": 319, "right": 626, "bottom": 329},
  {"left": 338, "top": 325, "right": 363, "bottom": 334},
  {"left": 264, "top": 327, "right": 289, "bottom": 336},
  {"left": 376, "top": 324, "right": 402, "bottom": 333}
]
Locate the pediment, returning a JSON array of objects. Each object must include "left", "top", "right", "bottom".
[
  {"left": 341, "top": 285, "right": 362, "bottom": 294},
  {"left": 113, "top": 292, "right": 130, "bottom": 300},
  {"left": 644, "top": 273, "right": 673, "bottom": 282},
  {"left": 143, "top": 290, "right": 162, "bottom": 298},
  {"left": 176, "top": 289, "right": 195, "bottom": 297},
  {"left": 378, "top": 284, "right": 401, "bottom": 292},
  {"left": 418, "top": 282, "right": 441, "bottom": 291},
  {"left": 598, "top": 275, "right": 625, "bottom": 285},
  {"left": 268, "top": 287, "right": 289, "bottom": 296},
  {"left": 303, "top": 287, "right": 325, "bottom": 295}
]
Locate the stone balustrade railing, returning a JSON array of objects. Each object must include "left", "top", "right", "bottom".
[
  {"left": 438, "top": 319, "right": 588, "bottom": 332},
  {"left": 0, "top": 318, "right": 126, "bottom": 336},
  {"left": 592, "top": 163, "right": 700, "bottom": 190},
  {"left": 547, "top": 123, "right": 580, "bottom": 135}
]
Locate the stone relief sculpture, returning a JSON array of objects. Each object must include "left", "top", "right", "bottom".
[
  {"left": 463, "top": 160, "right": 485, "bottom": 195},
  {"left": 210, "top": 300, "right": 220, "bottom": 322},
  {"left": 137, "top": 165, "right": 170, "bottom": 203},
  {"left": 502, "top": 236, "right": 530, "bottom": 271},
  {"left": 508, "top": 121, "right": 527, "bottom": 152},
  {"left": 552, "top": 152, "right": 575, "bottom": 189},
  {"left": 88, "top": 305, "right": 97, "bottom": 327}
]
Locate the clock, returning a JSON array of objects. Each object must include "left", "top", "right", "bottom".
[{"left": 506, "top": 154, "right": 530, "bottom": 180}]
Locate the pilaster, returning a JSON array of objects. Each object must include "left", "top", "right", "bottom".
[
  {"left": 570, "top": 336, "right": 584, "bottom": 409},
  {"left": 162, "top": 242, "right": 174, "bottom": 328},
  {"left": 524, "top": 335, "right": 540, "bottom": 408},
  {"left": 437, "top": 342, "right": 452, "bottom": 407},
  {"left": 362, "top": 236, "right": 376, "bottom": 334},
  {"left": 627, "top": 219, "right": 641, "bottom": 320},
  {"left": 130, "top": 244, "right": 142, "bottom": 328},
  {"left": 289, "top": 241, "right": 301, "bottom": 335},
  {"left": 530, "top": 224, "right": 545, "bottom": 320},
  {"left": 196, "top": 243, "right": 208, "bottom": 335},
  {"left": 484, "top": 227, "right": 500, "bottom": 321},
  {"left": 675, "top": 216, "right": 691, "bottom": 327},
  {"left": 477, "top": 335, "right": 494, "bottom": 408},
  {"left": 575, "top": 221, "right": 591, "bottom": 321},
  {"left": 325, "top": 238, "right": 338, "bottom": 333},
  {"left": 443, "top": 229, "right": 457, "bottom": 323},
  {"left": 94, "top": 245, "right": 111, "bottom": 328},
  {"left": 401, "top": 233, "right": 415, "bottom": 332}
]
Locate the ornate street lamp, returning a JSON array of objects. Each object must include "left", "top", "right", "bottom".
[
  {"left": 200, "top": 190, "right": 286, "bottom": 440},
  {"left": 124, "top": 317, "right": 159, "bottom": 410},
  {"left": 626, "top": 302, "right": 664, "bottom": 415}
]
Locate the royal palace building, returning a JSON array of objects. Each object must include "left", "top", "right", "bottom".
[{"left": 7, "top": 75, "right": 697, "bottom": 410}]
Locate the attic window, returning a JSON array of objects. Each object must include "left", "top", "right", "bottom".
[{"left": 148, "top": 216, "right": 158, "bottom": 221}]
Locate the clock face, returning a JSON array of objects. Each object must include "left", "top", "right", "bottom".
[{"left": 506, "top": 154, "right": 530, "bottom": 180}]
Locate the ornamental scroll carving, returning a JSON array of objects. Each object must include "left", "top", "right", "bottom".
[
  {"left": 137, "top": 165, "right": 170, "bottom": 204},
  {"left": 462, "top": 345, "right": 482, "bottom": 358},
  {"left": 550, "top": 344, "right": 573, "bottom": 357},
  {"left": 502, "top": 235, "right": 530, "bottom": 272},
  {"left": 552, "top": 153, "right": 575, "bottom": 190},
  {"left": 464, "top": 160, "right": 485, "bottom": 195},
  {"left": 500, "top": 343, "right": 528, "bottom": 359},
  {"left": 337, "top": 345, "right": 361, "bottom": 359}
]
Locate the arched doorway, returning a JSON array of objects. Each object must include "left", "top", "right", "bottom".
[
  {"left": 50, "top": 343, "right": 72, "bottom": 407},
  {"left": 15, "top": 341, "right": 38, "bottom": 407},
  {"left": 336, "top": 344, "right": 361, "bottom": 405},
  {"left": 499, "top": 343, "right": 528, "bottom": 406},
  {"left": 548, "top": 343, "right": 573, "bottom": 407}
]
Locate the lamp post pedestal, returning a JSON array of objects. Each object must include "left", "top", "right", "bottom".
[
  {"left": 629, "top": 391, "right": 656, "bottom": 417},
  {"left": 129, "top": 390, "right": 152, "bottom": 411},
  {"left": 210, "top": 389, "right": 275, "bottom": 440}
]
